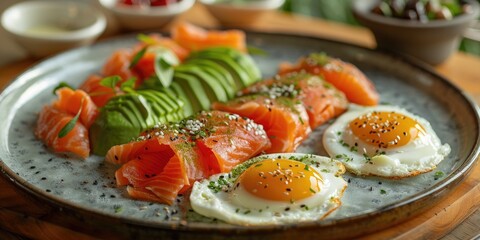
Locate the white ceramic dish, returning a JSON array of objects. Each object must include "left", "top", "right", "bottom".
[
  {"left": 200, "top": 0, "right": 285, "bottom": 27},
  {"left": 99, "top": 0, "right": 195, "bottom": 30},
  {"left": 1, "top": 1, "right": 106, "bottom": 57}
]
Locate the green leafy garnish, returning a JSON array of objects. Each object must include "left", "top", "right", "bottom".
[
  {"left": 99, "top": 75, "right": 122, "bottom": 89},
  {"left": 137, "top": 33, "right": 156, "bottom": 45},
  {"left": 153, "top": 47, "right": 179, "bottom": 88},
  {"left": 380, "top": 189, "right": 387, "bottom": 194},
  {"left": 113, "top": 205, "right": 123, "bottom": 213},
  {"left": 58, "top": 97, "right": 84, "bottom": 138},
  {"left": 53, "top": 82, "right": 74, "bottom": 95},
  {"left": 308, "top": 52, "right": 330, "bottom": 66},
  {"left": 120, "top": 77, "right": 137, "bottom": 92},
  {"left": 434, "top": 171, "right": 444, "bottom": 180},
  {"left": 247, "top": 45, "right": 268, "bottom": 56},
  {"left": 129, "top": 46, "right": 148, "bottom": 69}
]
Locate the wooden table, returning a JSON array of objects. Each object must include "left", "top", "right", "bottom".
[{"left": 0, "top": 4, "right": 479, "bottom": 240}]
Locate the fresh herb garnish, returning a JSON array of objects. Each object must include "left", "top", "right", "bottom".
[
  {"left": 247, "top": 45, "right": 268, "bottom": 56},
  {"left": 380, "top": 189, "right": 387, "bottom": 194},
  {"left": 114, "top": 205, "right": 123, "bottom": 213},
  {"left": 137, "top": 33, "right": 156, "bottom": 45},
  {"left": 99, "top": 75, "right": 122, "bottom": 89},
  {"left": 129, "top": 46, "right": 148, "bottom": 69},
  {"left": 58, "top": 97, "right": 84, "bottom": 138},
  {"left": 153, "top": 48, "right": 179, "bottom": 88},
  {"left": 434, "top": 171, "right": 444, "bottom": 180},
  {"left": 120, "top": 77, "right": 137, "bottom": 92},
  {"left": 53, "top": 82, "right": 74, "bottom": 95}
]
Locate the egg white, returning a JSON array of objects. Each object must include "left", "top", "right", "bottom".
[
  {"left": 189, "top": 153, "right": 347, "bottom": 225},
  {"left": 322, "top": 104, "right": 451, "bottom": 178}
]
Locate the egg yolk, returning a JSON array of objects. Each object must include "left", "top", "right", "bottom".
[
  {"left": 238, "top": 159, "right": 323, "bottom": 202},
  {"left": 349, "top": 111, "right": 426, "bottom": 149}
]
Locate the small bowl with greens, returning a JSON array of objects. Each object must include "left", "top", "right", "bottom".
[
  {"left": 200, "top": 0, "right": 285, "bottom": 27},
  {"left": 352, "top": 0, "right": 480, "bottom": 65}
]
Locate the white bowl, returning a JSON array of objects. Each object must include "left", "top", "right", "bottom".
[
  {"left": 464, "top": 20, "right": 480, "bottom": 42},
  {"left": 1, "top": 1, "right": 106, "bottom": 58},
  {"left": 200, "top": 0, "right": 285, "bottom": 27},
  {"left": 99, "top": 0, "right": 195, "bottom": 31}
]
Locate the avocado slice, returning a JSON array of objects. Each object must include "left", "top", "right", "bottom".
[
  {"left": 193, "top": 47, "right": 261, "bottom": 83},
  {"left": 90, "top": 110, "right": 141, "bottom": 155},
  {"left": 184, "top": 59, "right": 236, "bottom": 99},
  {"left": 175, "top": 64, "right": 228, "bottom": 103},
  {"left": 187, "top": 53, "right": 250, "bottom": 91},
  {"left": 170, "top": 81, "right": 194, "bottom": 117},
  {"left": 173, "top": 72, "right": 211, "bottom": 113}
]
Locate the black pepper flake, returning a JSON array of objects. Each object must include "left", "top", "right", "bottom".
[
  {"left": 41, "top": 177, "right": 47, "bottom": 180},
  {"left": 34, "top": 171, "right": 40, "bottom": 174},
  {"left": 48, "top": 158, "right": 53, "bottom": 162},
  {"left": 284, "top": 207, "right": 290, "bottom": 211},
  {"left": 93, "top": 180, "right": 98, "bottom": 186},
  {"left": 46, "top": 189, "right": 51, "bottom": 193},
  {"left": 29, "top": 166, "right": 36, "bottom": 169}
]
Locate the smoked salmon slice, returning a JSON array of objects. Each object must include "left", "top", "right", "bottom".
[
  {"left": 172, "top": 22, "right": 246, "bottom": 52},
  {"left": 106, "top": 110, "right": 271, "bottom": 204},
  {"left": 212, "top": 96, "right": 311, "bottom": 153},
  {"left": 134, "top": 33, "right": 190, "bottom": 61},
  {"left": 53, "top": 87, "right": 99, "bottom": 129},
  {"left": 193, "top": 111, "right": 271, "bottom": 174},
  {"left": 35, "top": 106, "right": 90, "bottom": 158},
  {"left": 126, "top": 155, "right": 186, "bottom": 205},
  {"left": 101, "top": 49, "right": 139, "bottom": 85},
  {"left": 243, "top": 73, "right": 348, "bottom": 129},
  {"left": 278, "top": 53, "right": 379, "bottom": 106},
  {"left": 79, "top": 74, "right": 117, "bottom": 108}
]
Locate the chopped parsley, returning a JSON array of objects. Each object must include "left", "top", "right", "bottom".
[{"left": 434, "top": 171, "right": 444, "bottom": 180}]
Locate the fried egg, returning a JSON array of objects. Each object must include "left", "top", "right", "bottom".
[
  {"left": 323, "top": 104, "right": 451, "bottom": 178},
  {"left": 189, "top": 153, "right": 347, "bottom": 225}
]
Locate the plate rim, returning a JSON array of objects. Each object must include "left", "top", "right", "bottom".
[{"left": 1, "top": 30, "right": 479, "bottom": 236}]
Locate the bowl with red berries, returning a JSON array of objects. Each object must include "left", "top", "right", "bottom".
[{"left": 99, "top": 0, "right": 195, "bottom": 30}]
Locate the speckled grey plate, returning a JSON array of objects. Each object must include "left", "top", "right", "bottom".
[{"left": 0, "top": 32, "right": 479, "bottom": 239}]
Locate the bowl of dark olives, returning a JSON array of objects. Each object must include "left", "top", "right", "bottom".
[{"left": 352, "top": 0, "right": 480, "bottom": 65}]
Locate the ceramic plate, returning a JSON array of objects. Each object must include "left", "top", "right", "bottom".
[{"left": 1, "top": 32, "right": 479, "bottom": 239}]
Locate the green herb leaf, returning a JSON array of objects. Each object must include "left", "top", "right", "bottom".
[
  {"left": 304, "top": 164, "right": 310, "bottom": 171},
  {"left": 247, "top": 45, "right": 268, "bottom": 56},
  {"left": 129, "top": 46, "right": 148, "bottom": 69},
  {"left": 99, "top": 75, "right": 122, "bottom": 89},
  {"left": 137, "top": 33, "right": 156, "bottom": 45},
  {"left": 53, "top": 82, "right": 74, "bottom": 95},
  {"left": 434, "top": 171, "right": 444, "bottom": 180},
  {"left": 153, "top": 47, "right": 179, "bottom": 88},
  {"left": 58, "top": 97, "right": 84, "bottom": 138},
  {"left": 380, "top": 189, "right": 387, "bottom": 194},
  {"left": 114, "top": 205, "right": 123, "bottom": 213},
  {"left": 120, "top": 77, "right": 137, "bottom": 92}
]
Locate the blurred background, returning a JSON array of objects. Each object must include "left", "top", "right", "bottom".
[{"left": 0, "top": 0, "right": 479, "bottom": 66}]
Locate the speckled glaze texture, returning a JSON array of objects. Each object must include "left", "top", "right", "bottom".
[{"left": 0, "top": 32, "right": 479, "bottom": 239}]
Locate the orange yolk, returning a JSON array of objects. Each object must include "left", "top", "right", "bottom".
[
  {"left": 238, "top": 159, "right": 323, "bottom": 202},
  {"left": 349, "top": 111, "right": 426, "bottom": 149}
]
